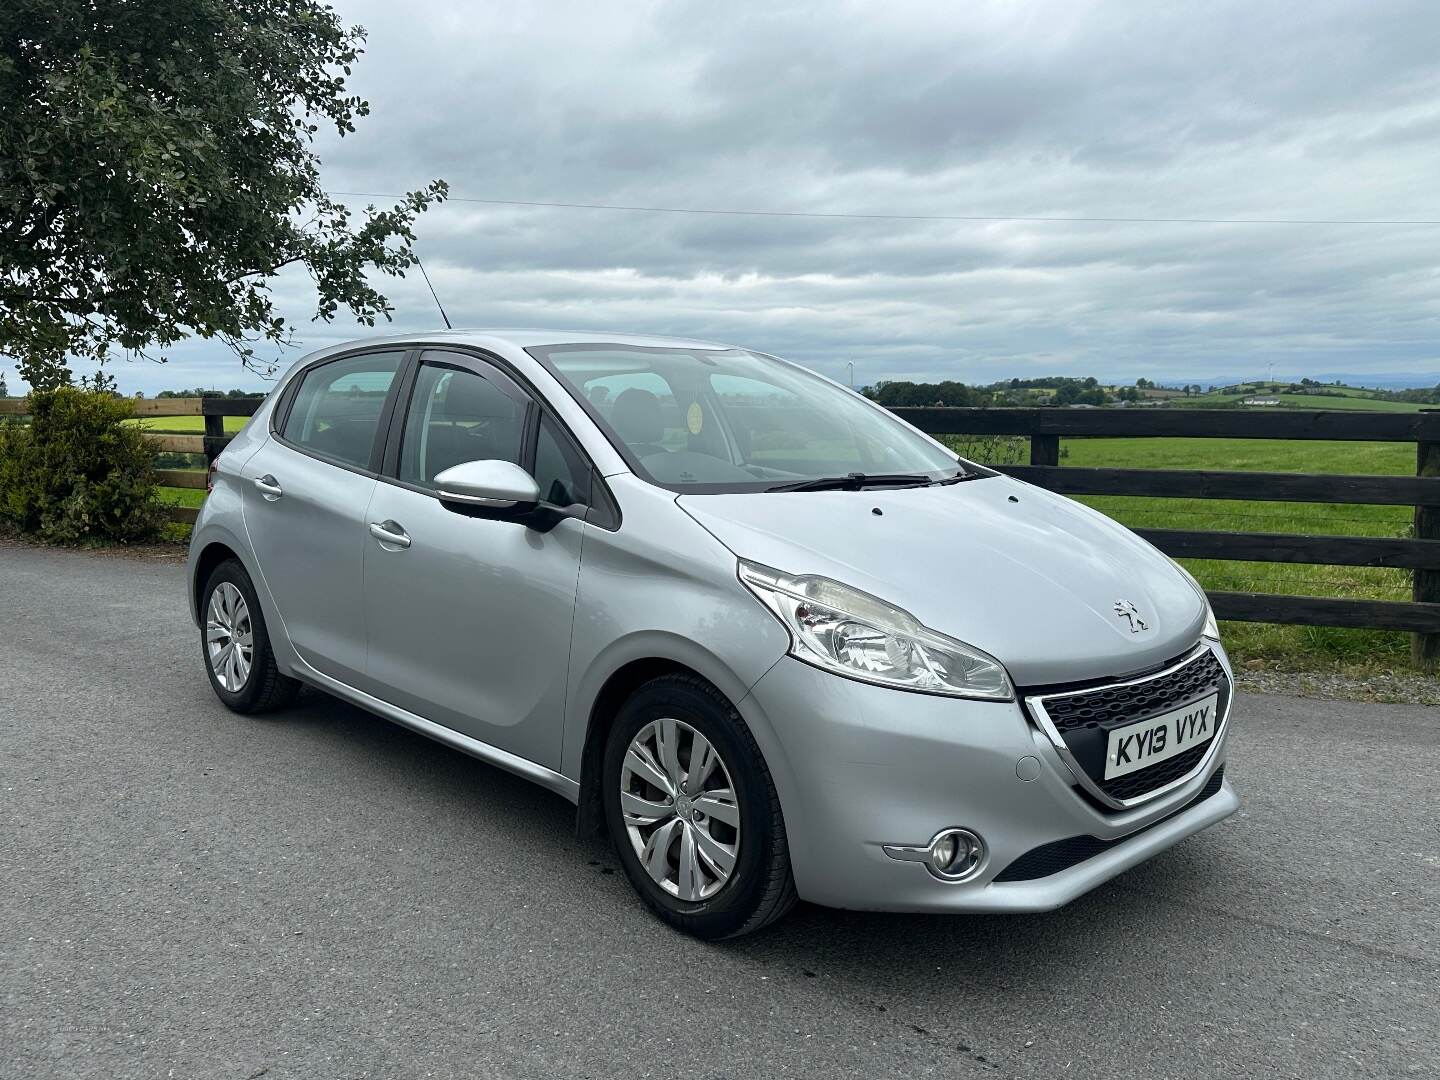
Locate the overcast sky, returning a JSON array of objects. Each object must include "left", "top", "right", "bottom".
[{"left": 30, "top": 0, "right": 1440, "bottom": 394}]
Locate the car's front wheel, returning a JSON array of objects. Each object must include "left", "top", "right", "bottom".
[
  {"left": 201, "top": 559, "right": 301, "bottom": 714},
  {"left": 602, "top": 673, "right": 796, "bottom": 939}
]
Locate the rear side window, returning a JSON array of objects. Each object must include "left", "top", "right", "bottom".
[
  {"left": 281, "top": 352, "right": 403, "bottom": 468},
  {"left": 398, "top": 362, "right": 527, "bottom": 488}
]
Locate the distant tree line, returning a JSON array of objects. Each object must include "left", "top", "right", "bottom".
[
  {"left": 1378, "top": 384, "right": 1440, "bottom": 405},
  {"left": 153, "top": 387, "right": 258, "bottom": 399},
  {"left": 862, "top": 375, "right": 1150, "bottom": 408},
  {"left": 861, "top": 374, "right": 1440, "bottom": 409}
]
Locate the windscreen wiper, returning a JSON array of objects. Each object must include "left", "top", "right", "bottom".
[
  {"left": 931, "top": 469, "right": 986, "bottom": 486},
  {"left": 766, "top": 472, "right": 940, "bottom": 493}
]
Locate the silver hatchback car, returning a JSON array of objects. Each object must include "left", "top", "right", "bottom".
[{"left": 189, "top": 330, "right": 1237, "bottom": 938}]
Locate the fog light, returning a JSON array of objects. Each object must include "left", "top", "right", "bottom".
[
  {"left": 929, "top": 834, "right": 958, "bottom": 871},
  {"left": 926, "top": 828, "right": 985, "bottom": 881},
  {"left": 883, "top": 827, "right": 987, "bottom": 882}
]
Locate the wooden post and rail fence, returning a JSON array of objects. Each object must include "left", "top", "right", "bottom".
[
  {"left": 0, "top": 392, "right": 261, "bottom": 521},
  {"left": 2, "top": 395, "right": 1438, "bottom": 667}
]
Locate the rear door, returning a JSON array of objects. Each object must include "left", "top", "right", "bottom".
[
  {"left": 241, "top": 349, "right": 408, "bottom": 685},
  {"left": 359, "top": 350, "right": 590, "bottom": 768}
]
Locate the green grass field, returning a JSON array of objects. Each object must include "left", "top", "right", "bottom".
[
  {"left": 159, "top": 485, "right": 207, "bottom": 508},
  {"left": 1167, "top": 392, "right": 1423, "bottom": 412},
  {"left": 950, "top": 435, "right": 1421, "bottom": 669},
  {"left": 131, "top": 416, "right": 250, "bottom": 434}
]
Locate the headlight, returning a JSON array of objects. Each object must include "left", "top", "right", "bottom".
[
  {"left": 738, "top": 560, "right": 1013, "bottom": 700},
  {"left": 1170, "top": 558, "right": 1220, "bottom": 642}
]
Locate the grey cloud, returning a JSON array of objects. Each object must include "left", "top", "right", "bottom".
[{"left": 38, "top": 0, "right": 1440, "bottom": 395}]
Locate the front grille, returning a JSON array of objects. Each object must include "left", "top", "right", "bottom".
[
  {"left": 993, "top": 765, "right": 1226, "bottom": 882},
  {"left": 1028, "top": 648, "right": 1230, "bottom": 805},
  {"left": 1042, "top": 649, "right": 1227, "bottom": 733}
]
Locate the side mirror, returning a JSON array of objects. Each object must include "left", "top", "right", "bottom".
[{"left": 433, "top": 459, "right": 540, "bottom": 510}]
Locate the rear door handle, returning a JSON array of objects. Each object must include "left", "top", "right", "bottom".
[
  {"left": 254, "top": 474, "right": 283, "bottom": 499},
  {"left": 368, "top": 520, "right": 411, "bottom": 549}
]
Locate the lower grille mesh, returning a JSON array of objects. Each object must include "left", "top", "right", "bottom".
[{"left": 1102, "top": 742, "right": 1211, "bottom": 801}]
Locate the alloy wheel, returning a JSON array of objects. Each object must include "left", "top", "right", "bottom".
[
  {"left": 206, "top": 582, "right": 254, "bottom": 692},
  {"left": 619, "top": 718, "right": 741, "bottom": 901}
]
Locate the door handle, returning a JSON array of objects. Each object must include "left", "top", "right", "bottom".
[
  {"left": 254, "top": 474, "right": 283, "bottom": 499},
  {"left": 368, "top": 520, "right": 411, "bottom": 549}
]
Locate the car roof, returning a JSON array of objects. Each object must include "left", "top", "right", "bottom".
[{"left": 323, "top": 328, "right": 738, "bottom": 352}]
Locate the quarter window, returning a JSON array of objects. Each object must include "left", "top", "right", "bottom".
[
  {"left": 533, "top": 414, "right": 591, "bottom": 508},
  {"left": 281, "top": 352, "right": 403, "bottom": 468},
  {"left": 398, "top": 362, "right": 527, "bottom": 488}
]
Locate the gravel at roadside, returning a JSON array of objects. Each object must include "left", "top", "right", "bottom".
[{"left": 1233, "top": 666, "right": 1439, "bottom": 705}]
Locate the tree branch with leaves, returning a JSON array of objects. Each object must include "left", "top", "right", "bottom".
[{"left": 0, "top": 0, "right": 447, "bottom": 391}]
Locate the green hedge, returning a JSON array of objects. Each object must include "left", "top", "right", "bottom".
[{"left": 0, "top": 388, "right": 166, "bottom": 544}]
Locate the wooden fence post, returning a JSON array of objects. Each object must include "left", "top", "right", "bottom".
[
  {"left": 202, "top": 401, "right": 225, "bottom": 468},
  {"left": 1414, "top": 412, "right": 1440, "bottom": 671},
  {"left": 1030, "top": 432, "right": 1060, "bottom": 467}
]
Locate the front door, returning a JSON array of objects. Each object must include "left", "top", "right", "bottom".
[
  {"left": 360, "top": 352, "right": 585, "bottom": 769},
  {"left": 241, "top": 350, "right": 406, "bottom": 684}
]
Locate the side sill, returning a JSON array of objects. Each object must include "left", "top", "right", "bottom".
[{"left": 291, "top": 660, "right": 581, "bottom": 804}]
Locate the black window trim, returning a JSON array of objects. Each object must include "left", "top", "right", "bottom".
[{"left": 269, "top": 346, "right": 416, "bottom": 479}]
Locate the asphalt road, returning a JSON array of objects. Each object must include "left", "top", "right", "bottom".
[{"left": 2, "top": 541, "right": 1438, "bottom": 1080}]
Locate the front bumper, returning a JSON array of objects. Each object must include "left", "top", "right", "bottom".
[{"left": 739, "top": 651, "right": 1237, "bottom": 912}]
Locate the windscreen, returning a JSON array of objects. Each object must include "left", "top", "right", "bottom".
[{"left": 530, "top": 345, "right": 961, "bottom": 492}]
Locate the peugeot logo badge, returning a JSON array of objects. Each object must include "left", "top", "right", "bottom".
[{"left": 1114, "top": 599, "right": 1148, "bottom": 633}]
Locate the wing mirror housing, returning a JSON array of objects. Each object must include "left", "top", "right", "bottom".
[
  {"left": 432, "top": 459, "right": 570, "bottom": 532},
  {"left": 434, "top": 459, "right": 541, "bottom": 510}
]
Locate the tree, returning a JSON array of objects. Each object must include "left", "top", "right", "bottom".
[
  {"left": 0, "top": 370, "right": 7, "bottom": 397},
  {"left": 0, "top": 0, "right": 447, "bottom": 391}
]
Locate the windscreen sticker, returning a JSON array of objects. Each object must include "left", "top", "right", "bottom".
[{"left": 687, "top": 401, "right": 704, "bottom": 435}]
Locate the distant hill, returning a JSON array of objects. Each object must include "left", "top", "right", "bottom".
[
  {"left": 1188, "top": 372, "right": 1437, "bottom": 391},
  {"left": 864, "top": 375, "right": 1438, "bottom": 411}
]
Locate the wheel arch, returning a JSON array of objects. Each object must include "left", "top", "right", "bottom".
[
  {"left": 192, "top": 541, "right": 242, "bottom": 619},
  {"left": 574, "top": 656, "right": 713, "bottom": 838},
  {"left": 576, "top": 656, "right": 705, "bottom": 840}
]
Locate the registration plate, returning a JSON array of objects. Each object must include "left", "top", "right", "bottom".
[{"left": 1104, "top": 694, "right": 1219, "bottom": 779}]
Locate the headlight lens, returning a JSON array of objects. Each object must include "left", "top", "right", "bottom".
[
  {"left": 738, "top": 560, "right": 1013, "bottom": 700},
  {"left": 1170, "top": 558, "right": 1220, "bottom": 641}
]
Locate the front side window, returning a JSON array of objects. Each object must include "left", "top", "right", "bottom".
[
  {"left": 530, "top": 345, "right": 962, "bottom": 493},
  {"left": 281, "top": 352, "right": 403, "bottom": 468},
  {"left": 398, "top": 361, "right": 526, "bottom": 488}
]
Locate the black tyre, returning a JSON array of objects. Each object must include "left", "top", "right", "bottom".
[
  {"left": 602, "top": 673, "right": 796, "bottom": 939},
  {"left": 200, "top": 559, "right": 301, "bottom": 714}
]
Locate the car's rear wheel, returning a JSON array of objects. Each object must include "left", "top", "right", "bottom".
[
  {"left": 602, "top": 673, "right": 796, "bottom": 939},
  {"left": 201, "top": 559, "right": 300, "bottom": 714}
]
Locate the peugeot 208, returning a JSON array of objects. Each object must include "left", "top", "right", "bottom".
[{"left": 188, "top": 330, "right": 1238, "bottom": 939}]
